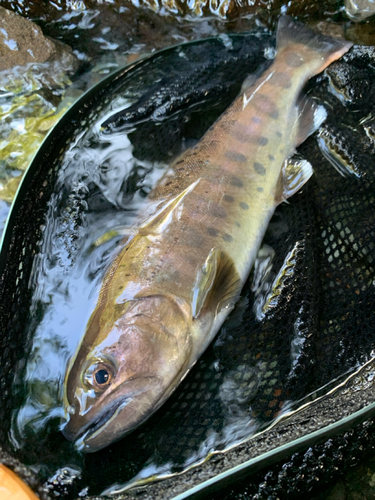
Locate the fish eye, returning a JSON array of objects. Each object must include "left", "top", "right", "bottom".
[
  {"left": 83, "top": 361, "right": 115, "bottom": 391},
  {"left": 95, "top": 369, "right": 110, "bottom": 385}
]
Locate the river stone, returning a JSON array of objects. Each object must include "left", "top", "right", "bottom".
[{"left": 0, "top": 6, "right": 76, "bottom": 71}]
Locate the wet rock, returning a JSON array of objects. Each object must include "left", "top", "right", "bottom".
[
  {"left": 0, "top": 6, "right": 77, "bottom": 71},
  {"left": 345, "top": 0, "right": 375, "bottom": 21},
  {"left": 0, "top": 7, "right": 53, "bottom": 70},
  {"left": 346, "top": 20, "right": 375, "bottom": 45},
  {"left": 312, "top": 21, "right": 346, "bottom": 40}
]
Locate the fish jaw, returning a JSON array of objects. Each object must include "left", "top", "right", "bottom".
[
  {"left": 62, "top": 375, "right": 162, "bottom": 452},
  {"left": 62, "top": 295, "right": 193, "bottom": 451}
]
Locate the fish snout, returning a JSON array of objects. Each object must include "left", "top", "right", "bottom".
[{"left": 62, "top": 376, "right": 162, "bottom": 451}]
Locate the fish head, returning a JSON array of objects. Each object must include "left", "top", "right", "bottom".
[{"left": 62, "top": 294, "right": 192, "bottom": 452}]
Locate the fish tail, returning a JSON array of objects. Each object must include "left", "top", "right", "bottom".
[{"left": 277, "top": 15, "right": 353, "bottom": 74}]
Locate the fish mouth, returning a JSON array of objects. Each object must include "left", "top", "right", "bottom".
[
  {"left": 63, "top": 376, "right": 161, "bottom": 451},
  {"left": 61, "top": 398, "right": 124, "bottom": 442},
  {"left": 83, "top": 398, "right": 125, "bottom": 440}
]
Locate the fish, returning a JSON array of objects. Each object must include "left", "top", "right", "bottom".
[{"left": 62, "top": 16, "right": 352, "bottom": 452}]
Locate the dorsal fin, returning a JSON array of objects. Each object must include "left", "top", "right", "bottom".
[{"left": 192, "top": 247, "right": 242, "bottom": 319}]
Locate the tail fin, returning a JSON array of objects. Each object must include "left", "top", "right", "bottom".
[{"left": 277, "top": 16, "right": 353, "bottom": 72}]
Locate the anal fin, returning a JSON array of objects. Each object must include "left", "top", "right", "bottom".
[
  {"left": 276, "top": 154, "right": 313, "bottom": 204},
  {"left": 192, "top": 248, "right": 242, "bottom": 319},
  {"left": 296, "top": 96, "right": 327, "bottom": 146}
]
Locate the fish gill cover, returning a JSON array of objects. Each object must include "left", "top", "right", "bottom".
[{"left": 0, "top": 30, "right": 375, "bottom": 500}]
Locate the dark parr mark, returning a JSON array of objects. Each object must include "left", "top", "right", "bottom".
[
  {"left": 269, "top": 72, "right": 292, "bottom": 89},
  {"left": 229, "top": 126, "right": 248, "bottom": 143},
  {"left": 252, "top": 94, "right": 280, "bottom": 120},
  {"left": 207, "top": 227, "right": 218, "bottom": 237},
  {"left": 223, "top": 195, "right": 234, "bottom": 202},
  {"left": 222, "top": 233, "right": 233, "bottom": 242},
  {"left": 252, "top": 116, "right": 262, "bottom": 124},
  {"left": 268, "top": 154, "right": 275, "bottom": 161},
  {"left": 276, "top": 131, "right": 282, "bottom": 138},
  {"left": 181, "top": 229, "right": 204, "bottom": 248},
  {"left": 254, "top": 162, "right": 266, "bottom": 175},
  {"left": 285, "top": 52, "right": 304, "bottom": 68},
  {"left": 208, "top": 203, "right": 227, "bottom": 218},
  {"left": 239, "top": 202, "right": 249, "bottom": 210},
  {"left": 225, "top": 150, "right": 247, "bottom": 163},
  {"left": 257, "top": 186, "right": 264, "bottom": 192},
  {"left": 230, "top": 176, "right": 244, "bottom": 188},
  {"left": 235, "top": 221, "right": 241, "bottom": 227}
]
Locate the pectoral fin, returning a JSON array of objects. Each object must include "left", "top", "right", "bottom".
[
  {"left": 192, "top": 248, "right": 241, "bottom": 319},
  {"left": 276, "top": 155, "right": 313, "bottom": 204}
]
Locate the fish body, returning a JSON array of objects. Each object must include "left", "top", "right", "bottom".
[{"left": 62, "top": 17, "right": 352, "bottom": 452}]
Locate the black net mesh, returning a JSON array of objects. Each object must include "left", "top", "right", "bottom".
[{"left": 0, "top": 34, "right": 375, "bottom": 500}]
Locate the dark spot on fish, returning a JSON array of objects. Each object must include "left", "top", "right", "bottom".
[
  {"left": 254, "top": 162, "right": 266, "bottom": 175},
  {"left": 270, "top": 72, "right": 292, "bottom": 89},
  {"left": 270, "top": 110, "right": 279, "bottom": 119},
  {"left": 268, "top": 154, "right": 275, "bottom": 161},
  {"left": 165, "top": 181, "right": 173, "bottom": 186},
  {"left": 176, "top": 159, "right": 184, "bottom": 165},
  {"left": 207, "top": 227, "right": 218, "bottom": 237},
  {"left": 230, "top": 176, "right": 244, "bottom": 187},
  {"left": 222, "top": 233, "right": 233, "bottom": 242},
  {"left": 258, "top": 137, "right": 268, "bottom": 146},
  {"left": 235, "top": 221, "right": 241, "bottom": 227},
  {"left": 239, "top": 202, "right": 249, "bottom": 210},
  {"left": 276, "top": 131, "right": 282, "bottom": 138},
  {"left": 223, "top": 194, "right": 234, "bottom": 202},
  {"left": 225, "top": 150, "right": 247, "bottom": 163},
  {"left": 208, "top": 203, "right": 227, "bottom": 218},
  {"left": 252, "top": 116, "right": 262, "bottom": 124},
  {"left": 257, "top": 186, "right": 264, "bottom": 192},
  {"left": 285, "top": 52, "right": 304, "bottom": 67}
]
